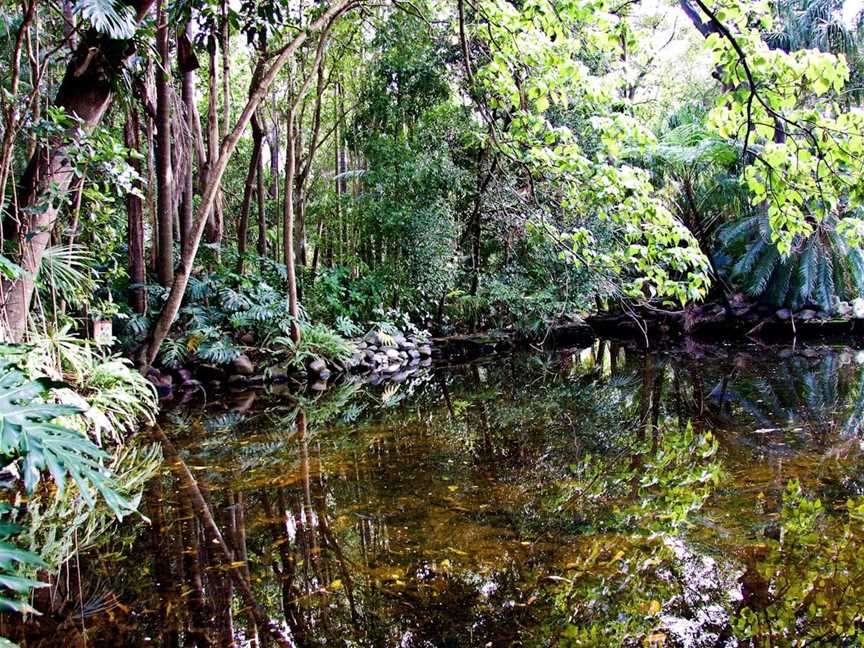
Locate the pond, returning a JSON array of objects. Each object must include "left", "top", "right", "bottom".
[{"left": 16, "top": 341, "right": 864, "bottom": 647}]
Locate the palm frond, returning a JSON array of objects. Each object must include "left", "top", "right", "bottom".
[{"left": 37, "top": 245, "right": 94, "bottom": 307}]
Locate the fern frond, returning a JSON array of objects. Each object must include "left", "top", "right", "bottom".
[
  {"left": 766, "top": 255, "right": 795, "bottom": 306},
  {"left": 719, "top": 216, "right": 761, "bottom": 247}
]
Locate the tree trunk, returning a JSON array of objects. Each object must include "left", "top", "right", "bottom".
[
  {"left": 237, "top": 117, "right": 263, "bottom": 267},
  {"left": 294, "top": 60, "right": 327, "bottom": 269},
  {"left": 284, "top": 110, "right": 301, "bottom": 343},
  {"left": 256, "top": 147, "right": 267, "bottom": 257},
  {"left": 0, "top": 0, "right": 156, "bottom": 341},
  {"left": 155, "top": 0, "right": 175, "bottom": 286},
  {"left": 125, "top": 109, "right": 147, "bottom": 315},
  {"left": 177, "top": 26, "right": 199, "bottom": 254},
  {"left": 204, "top": 35, "right": 222, "bottom": 245},
  {"left": 140, "top": 0, "right": 355, "bottom": 369},
  {"left": 267, "top": 92, "right": 280, "bottom": 200},
  {"left": 220, "top": 0, "right": 231, "bottom": 135}
]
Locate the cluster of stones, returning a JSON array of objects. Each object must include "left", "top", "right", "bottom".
[
  {"left": 348, "top": 330, "right": 433, "bottom": 384},
  {"left": 146, "top": 354, "right": 264, "bottom": 398},
  {"left": 776, "top": 298, "right": 864, "bottom": 322},
  {"left": 145, "top": 331, "right": 437, "bottom": 399}
]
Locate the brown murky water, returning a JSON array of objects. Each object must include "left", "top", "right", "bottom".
[{"left": 15, "top": 342, "right": 864, "bottom": 646}]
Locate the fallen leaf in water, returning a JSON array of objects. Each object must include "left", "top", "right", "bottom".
[{"left": 447, "top": 485, "right": 458, "bottom": 492}]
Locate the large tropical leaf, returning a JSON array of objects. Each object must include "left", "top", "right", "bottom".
[
  {"left": 74, "top": 0, "right": 137, "bottom": 39},
  {"left": 0, "top": 365, "right": 132, "bottom": 518}
]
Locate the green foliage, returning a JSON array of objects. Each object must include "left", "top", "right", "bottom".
[
  {"left": 273, "top": 322, "right": 355, "bottom": 369},
  {"left": 731, "top": 482, "right": 864, "bottom": 645},
  {"left": 720, "top": 214, "right": 864, "bottom": 309},
  {"left": 75, "top": 0, "right": 137, "bottom": 39},
  {"left": 195, "top": 337, "right": 243, "bottom": 365},
  {"left": 702, "top": 1, "right": 864, "bottom": 255},
  {"left": 0, "top": 356, "right": 150, "bottom": 618},
  {"left": 639, "top": 105, "right": 750, "bottom": 254},
  {"left": 157, "top": 337, "right": 189, "bottom": 370},
  {"left": 0, "top": 364, "right": 134, "bottom": 516},
  {"left": 468, "top": 0, "right": 712, "bottom": 304},
  {"left": 78, "top": 357, "right": 157, "bottom": 438},
  {"left": 0, "top": 508, "right": 47, "bottom": 615}
]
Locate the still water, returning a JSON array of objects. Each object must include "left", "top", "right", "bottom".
[{"left": 18, "top": 342, "right": 864, "bottom": 646}]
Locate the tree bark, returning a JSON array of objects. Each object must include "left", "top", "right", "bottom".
[
  {"left": 125, "top": 109, "right": 147, "bottom": 315},
  {"left": 220, "top": 0, "right": 231, "bottom": 135},
  {"left": 204, "top": 35, "right": 223, "bottom": 245},
  {"left": 266, "top": 93, "right": 280, "bottom": 200},
  {"left": 284, "top": 107, "right": 301, "bottom": 342},
  {"left": 256, "top": 146, "right": 267, "bottom": 257},
  {"left": 0, "top": 0, "right": 156, "bottom": 341},
  {"left": 177, "top": 26, "right": 199, "bottom": 254},
  {"left": 294, "top": 58, "right": 327, "bottom": 269},
  {"left": 237, "top": 116, "right": 263, "bottom": 267},
  {"left": 155, "top": 0, "right": 175, "bottom": 286}
]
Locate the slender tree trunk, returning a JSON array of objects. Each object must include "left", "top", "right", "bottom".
[
  {"left": 256, "top": 149, "right": 267, "bottom": 257},
  {"left": 155, "top": 0, "right": 175, "bottom": 286},
  {"left": 0, "top": 0, "right": 156, "bottom": 341},
  {"left": 267, "top": 92, "right": 280, "bottom": 200},
  {"left": 294, "top": 61, "right": 327, "bottom": 270},
  {"left": 284, "top": 109, "right": 301, "bottom": 343},
  {"left": 237, "top": 56, "right": 266, "bottom": 268},
  {"left": 220, "top": 0, "right": 231, "bottom": 134},
  {"left": 125, "top": 109, "right": 147, "bottom": 315},
  {"left": 62, "top": 0, "right": 76, "bottom": 50},
  {"left": 177, "top": 26, "right": 199, "bottom": 254},
  {"left": 237, "top": 117, "right": 263, "bottom": 267},
  {"left": 204, "top": 35, "right": 222, "bottom": 244},
  {"left": 141, "top": 1, "right": 356, "bottom": 369},
  {"left": 147, "top": 96, "right": 158, "bottom": 273}
]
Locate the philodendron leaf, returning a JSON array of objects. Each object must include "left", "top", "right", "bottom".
[{"left": 0, "top": 365, "right": 132, "bottom": 517}]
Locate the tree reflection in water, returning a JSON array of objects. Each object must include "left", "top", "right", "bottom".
[{"left": 11, "top": 342, "right": 864, "bottom": 647}]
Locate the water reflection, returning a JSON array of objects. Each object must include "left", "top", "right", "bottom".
[{"left": 12, "top": 342, "right": 864, "bottom": 646}]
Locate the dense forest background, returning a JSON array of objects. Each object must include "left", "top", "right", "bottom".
[
  {"left": 1, "top": 0, "right": 864, "bottom": 634},
  {"left": 0, "top": 0, "right": 860, "bottom": 368}
]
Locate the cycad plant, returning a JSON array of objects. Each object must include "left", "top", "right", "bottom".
[{"left": 720, "top": 214, "right": 864, "bottom": 310}]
